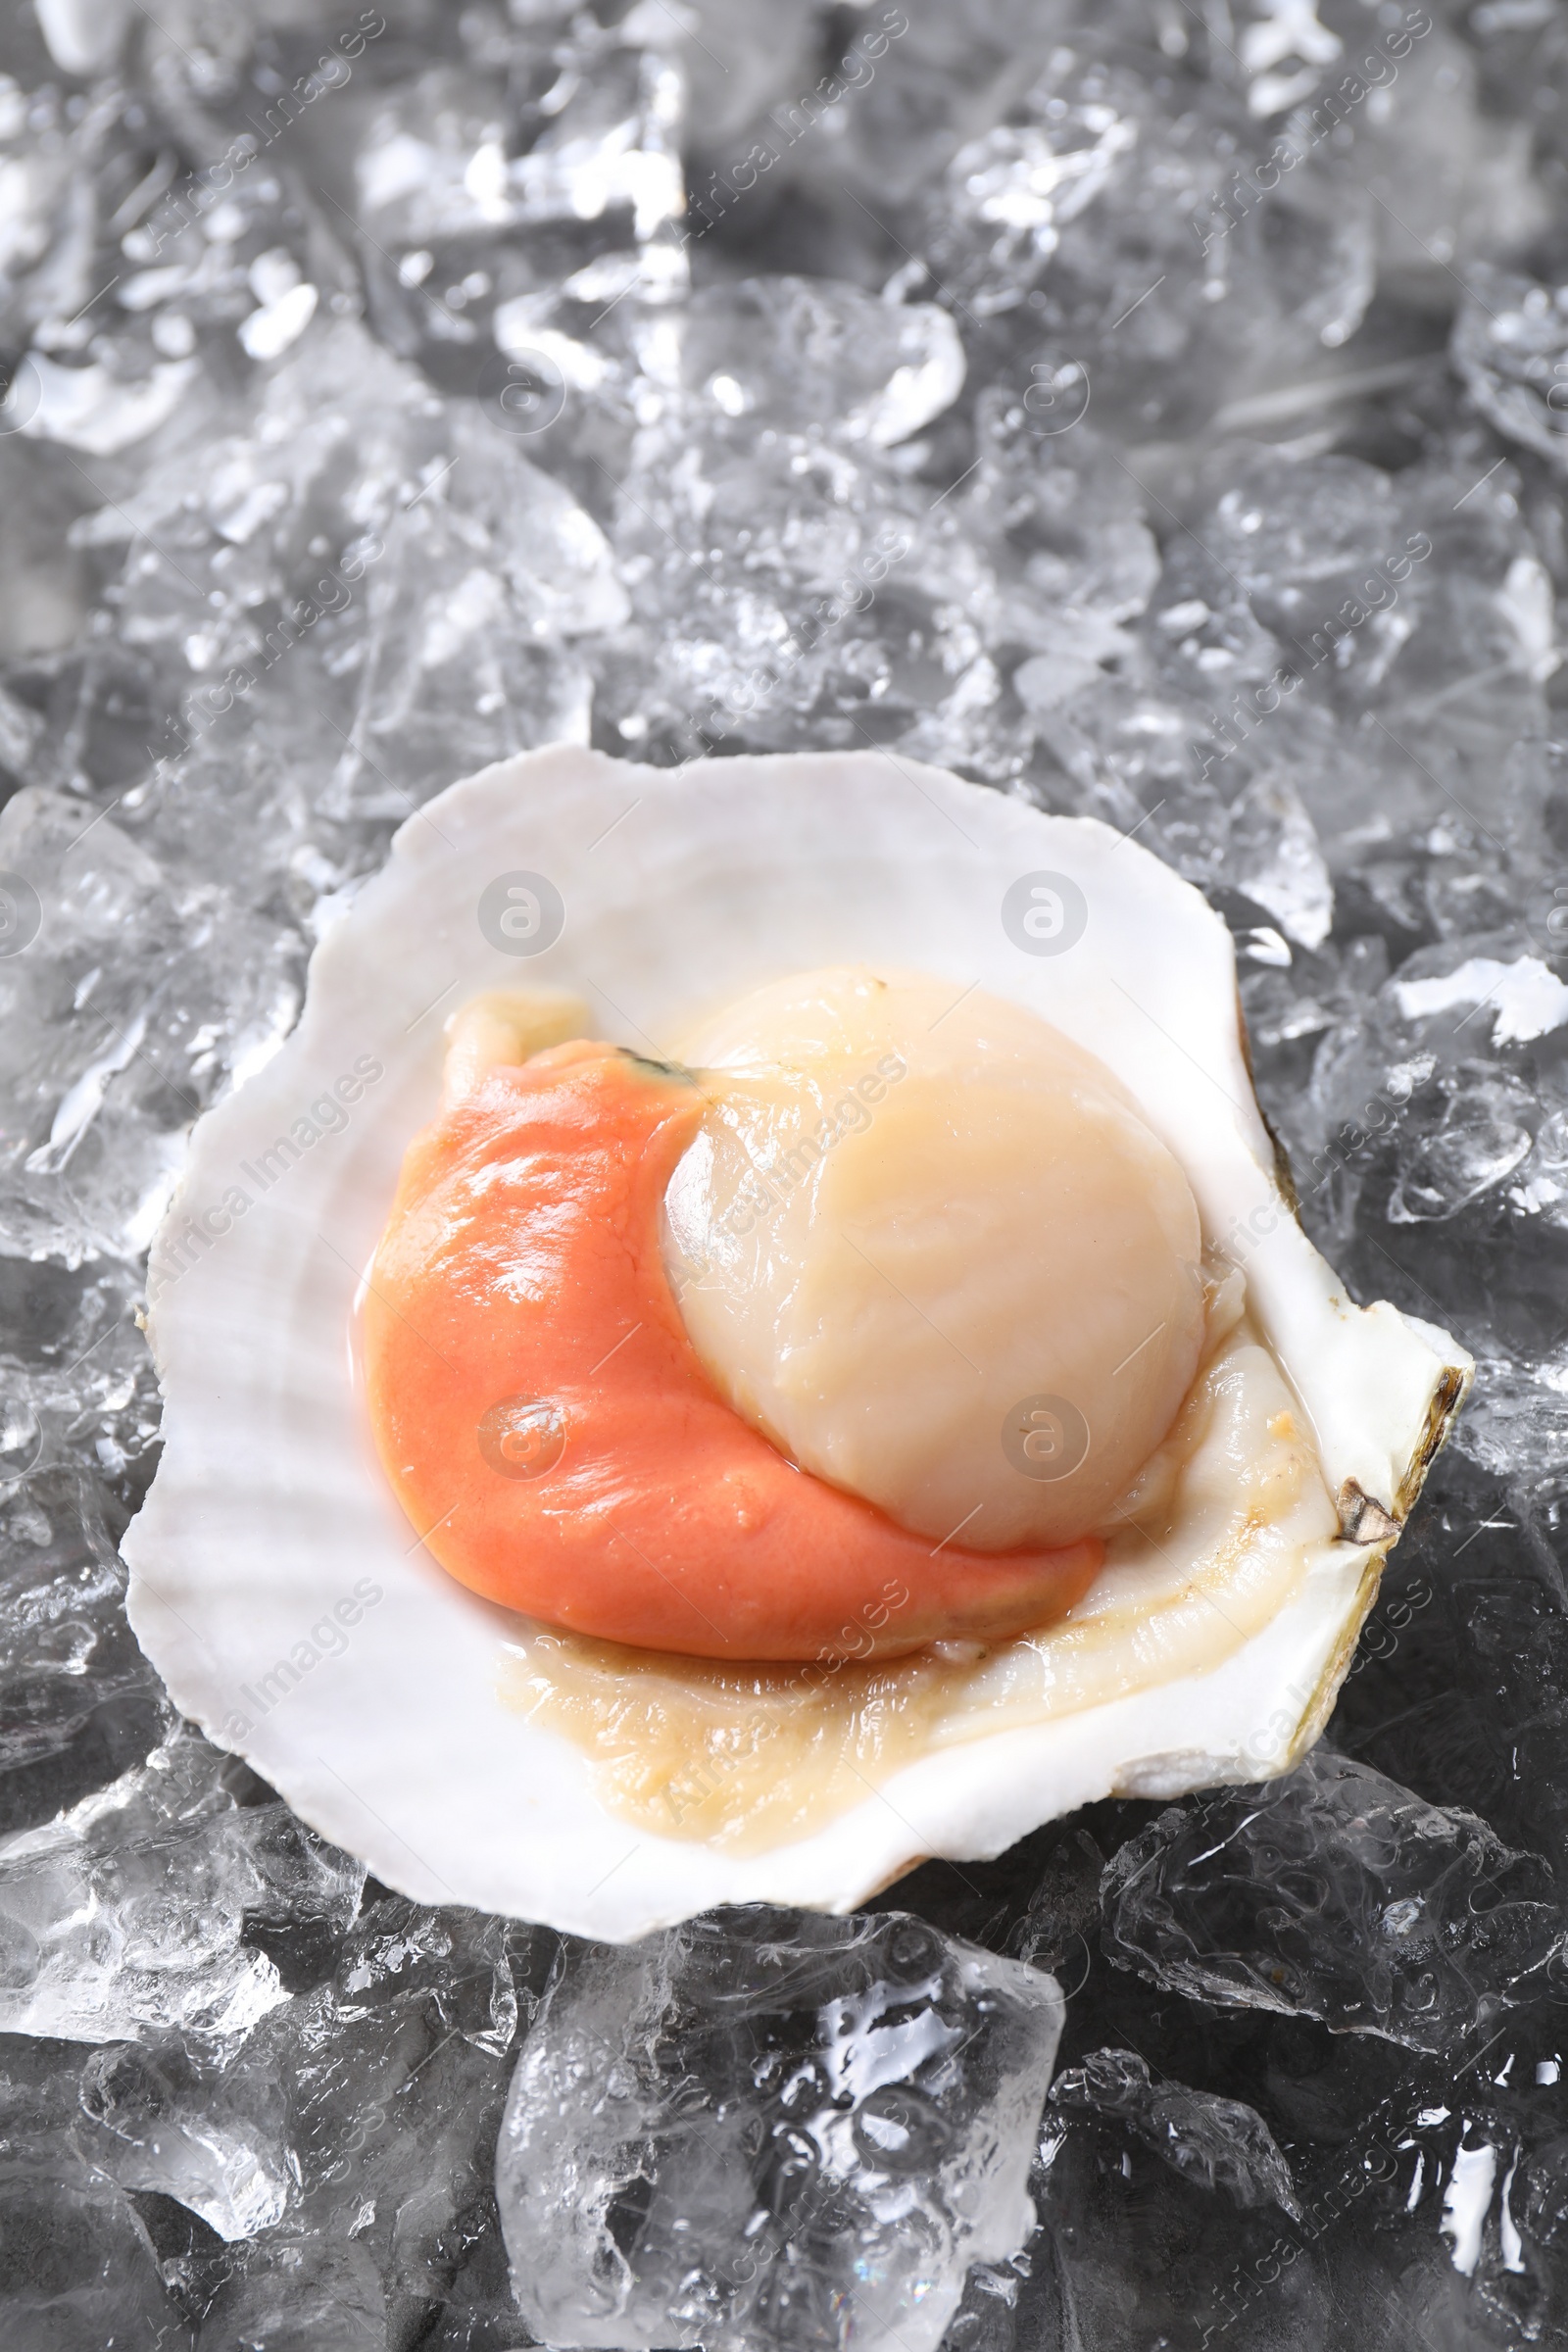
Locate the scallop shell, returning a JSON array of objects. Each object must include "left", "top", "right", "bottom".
[{"left": 124, "top": 746, "right": 1471, "bottom": 1938}]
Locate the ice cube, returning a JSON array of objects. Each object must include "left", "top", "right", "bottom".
[
  {"left": 0, "top": 1731, "right": 364, "bottom": 2043},
  {"left": 1047, "top": 2046, "right": 1300, "bottom": 2216},
  {"left": 496, "top": 1908, "right": 1063, "bottom": 2352},
  {"left": 0, "top": 2150, "right": 174, "bottom": 2352},
  {"left": 1102, "top": 1748, "right": 1563, "bottom": 2054},
  {"left": 0, "top": 1461, "right": 168, "bottom": 1838},
  {"left": 76, "top": 2034, "right": 291, "bottom": 2241}
]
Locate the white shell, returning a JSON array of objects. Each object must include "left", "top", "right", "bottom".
[{"left": 125, "top": 747, "right": 1471, "bottom": 1939}]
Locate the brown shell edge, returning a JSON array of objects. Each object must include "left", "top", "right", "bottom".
[
  {"left": 1235, "top": 966, "right": 1476, "bottom": 1780},
  {"left": 1279, "top": 1352, "right": 1474, "bottom": 1779}
]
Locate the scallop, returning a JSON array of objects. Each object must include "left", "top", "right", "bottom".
[{"left": 124, "top": 746, "right": 1471, "bottom": 1939}]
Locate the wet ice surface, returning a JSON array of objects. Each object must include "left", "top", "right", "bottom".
[
  {"left": 1101, "top": 1747, "right": 1566, "bottom": 2055},
  {"left": 4, "top": 0, "right": 1568, "bottom": 2342},
  {"left": 496, "top": 1910, "right": 1062, "bottom": 2352},
  {"left": 0, "top": 1728, "right": 365, "bottom": 2043},
  {"left": 1045, "top": 2046, "right": 1301, "bottom": 2217}
]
